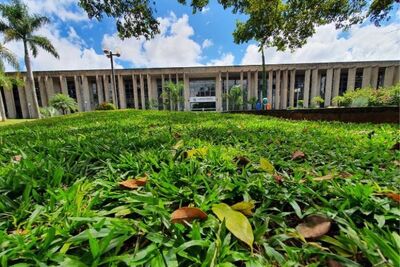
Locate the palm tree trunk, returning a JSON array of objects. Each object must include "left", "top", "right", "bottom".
[
  {"left": 0, "top": 90, "right": 6, "bottom": 121},
  {"left": 24, "top": 40, "right": 40, "bottom": 118}
]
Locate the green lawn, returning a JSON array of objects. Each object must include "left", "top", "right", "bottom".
[
  {"left": 0, "top": 119, "right": 35, "bottom": 127},
  {"left": 0, "top": 110, "right": 398, "bottom": 266}
]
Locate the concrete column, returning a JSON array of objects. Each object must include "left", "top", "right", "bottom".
[
  {"left": 240, "top": 71, "right": 244, "bottom": 110},
  {"left": 332, "top": 68, "right": 341, "bottom": 99},
  {"left": 96, "top": 75, "right": 104, "bottom": 104},
  {"left": 289, "top": 70, "right": 296, "bottom": 107},
  {"left": 303, "top": 69, "right": 311, "bottom": 108},
  {"left": 216, "top": 72, "right": 222, "bottom": 112},
  {"left": 183, "top": 73, "right": 190, "bottom": 111},
  {"left": 247, "top": 71, "right": 252, "bottom": 109},
  {"left": 38, "top": 77, "right": 48, "bottom": 106},
  {"left": 81, "top": 76, "right": 91, "bottom": 111},
  {"left": 347, "top": 68, "right": 356, "bottom": 91},
  {"left": 268, "top": 70, "right": 273, "bottom": 105},
  {"left": 254, "top": 71, "right": 258, "bottom": 99},
  {"left": 60, "top": 76, "right": 68, "bottom": 96},
  {"left": 74, "top": 76, "right": 83, "bottom": 111},
  {"left": 384, "top": 66, "right": 395, "bottom": 87},
  {"left": 394, "top": 66, "right": 399, "bottom": 85},
  {"left": 310, "top": 69, "right": 319, "bottom": 100},
  {"left": 274, "top": 70, "right": 281, "bottom": 109},
  {"left": 146, "top": 74, "right": 152, "bottom": 103},
  {"left": 45, "top": 76, "right": 55, "bottom": 100},
  {"left": 281, "top": 70, "right": 288, "bottom": 109},
  {"left": 132, "top": 75, "right": 139, "bottom": 109},
  {"left": 161, "top": 74, "right": 167, "bottom": 110},
  {"left": 140, "top": 74, "right": 145, "bottom": 110},
  {"left": 370, "top": 67, "right": 379, "bottom": 89},
  {"left": 225, "top": 72, "right": 229, "bottom": 111},
  {"left": 17, "top": 85, "right": 28, "bottom": 118},
  {"left": 4, "top": 88, "right": 16, "bottom": 118},
  {"left": 103, "top": 75, "right": 110, "bottom": 102},
  {"left": 362, "top": 67, "right": 372, "bottom": 88},
  {"left": 118, "top": 75, "right": 127, "bottom": 109},
  {"left": 324, "top": 68, "right": 334, "bottom": 107}
]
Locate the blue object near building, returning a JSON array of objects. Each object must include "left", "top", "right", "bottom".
[{"left": 255, "top": 102, "right": 262, "bottom": 111}]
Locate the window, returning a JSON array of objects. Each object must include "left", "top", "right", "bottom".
[{"left": 189, "top": 79, "right": 216, "bottom": 97}]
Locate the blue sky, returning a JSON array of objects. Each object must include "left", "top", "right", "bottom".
[{"left": 1, "top": 0, "right": 399, "bottom": 71}]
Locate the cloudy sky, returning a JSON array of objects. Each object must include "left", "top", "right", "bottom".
[{"left": 1, "top": 0, "right": 399, "bottom": 71}]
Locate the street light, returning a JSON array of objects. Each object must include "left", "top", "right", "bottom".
[{"left": 103, "top": 49, "right": 120, "bottom": 108}]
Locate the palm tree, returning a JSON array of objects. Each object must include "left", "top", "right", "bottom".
[
  {"left": 0, "top": 0, "right": 59, "bottom": 118},
  {"left": 162, "top": 81, "right": 184, "bottom": 111},
  {"left": 0, "top": 43, "right": 19, "bottom": 121}
]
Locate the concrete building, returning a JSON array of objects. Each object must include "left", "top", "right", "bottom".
[{"left": 1, "top": 60, "right": 399, "bottom": 119}]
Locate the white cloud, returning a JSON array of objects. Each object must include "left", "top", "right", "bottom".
[
  {"left": 201, "top": 7, "right": 210, "bottom": 14},
  {"left": 102, "top": 13, "right": 204, "bottom": 67},
  {"left": 4, "top": 25, "right": 117, "bottom": 71},
  {"left": 241, "top": 22, "right": 400, "bottom": 65},
  {"left": 202, "top": 39, "right": 213, "bottom": 49},
  {"left": 22, "top": 0, "right": 88, "bottom": 22},
  {"left": 207, "top": 53, "right": 235, "bottom": 66}
]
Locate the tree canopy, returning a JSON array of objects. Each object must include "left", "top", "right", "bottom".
[{"left": 78, "top": 0, "right": 399, "bottom": 40}]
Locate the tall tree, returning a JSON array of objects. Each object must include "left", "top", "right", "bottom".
[
  {"left": 0, "top": 0, "right": 59, "bottom": 118},
  {"left": 0, "top": 43, "right": 19, "bottom": 122},
  {"left": 78, "top": 0, "right": 399, "bottom": 39}
]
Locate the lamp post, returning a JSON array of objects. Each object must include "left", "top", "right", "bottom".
[{"left": 103, "top": 49, "right": 120, "bottom": 108}]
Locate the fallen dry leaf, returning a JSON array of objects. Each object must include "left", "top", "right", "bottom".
[
  {"left": 273, "top": 174, "right": 283, "bottom": 184},
  {"left": 339, "top": 172, "right": 353, "bottom": 178},
  {"left": 171, "top": 207, "right": 208, "bottom": 224},
  {"left": 11, "top": 229, "right": 29, "bottom": 235},
  {"left": 173, "top": 132, "right": 182, "bottom": 139},
  {"left": 327, "top": 259, "right": 343, "bottom": 267},
  {"left": 296, "top": 215, "right": 331, "bottom": 239},
  {"left": 12, "top": 155, "right": 22, "bottom": 162},
  {"left": 119, "top": 175, "right": 148, "bottom": 189},
  {"left": 386, "top": 193, "right": 400, "bottom": 203},
  {"left": 292, "top": 150, "right": 305, "bottom": 160},
  {"left": 231, "top": 201, "right": 255, "bottom": 216},
  {"left": 313, "top": 174, "right": 334, "bottom": 182},
  {"left": 391, "top": 142, "right": 400, "bottom": 151},
  {"left": 233, "top": 156, "right": 250, "bottom": 168}
]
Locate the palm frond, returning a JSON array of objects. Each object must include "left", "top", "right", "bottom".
[
  {"left": 0, "top": 44, "right": 19, "bottom": 71},
  {"left": 30, "top": 15, "right": 50, "bottom": 31},
  {"left": 29, "top": 35, "right": 59, "bottom": 59},
  {"left": 29, "top": 42, "right": 38, "bottom": 58}
]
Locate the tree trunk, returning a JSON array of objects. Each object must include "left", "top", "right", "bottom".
[
  {"left": 24, "top": 40, "right": 40, "bottom": 118},
  {"left": 261, "top": 43, "right": 267, "bottom": 102},
  {"left": 0, "top": 89, "right": 6, "bottom": 121}
]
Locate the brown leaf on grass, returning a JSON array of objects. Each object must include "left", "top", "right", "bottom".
[
  {"left": 12, "top": 155, "right": 22, "bottom": 162},
  {"left": 291, "top": 150, "right": 305, "bottom": 160},
  {"left": 273, "top": 174, "right": 283, "bottom": 184},
  {"left": 233, "top": 156, "right": 250, "bottom": 168},
  {"left": 313, "top": 174, "right": 334, "bottom": 182},
  {"left": 339, "top": 172, "right": 353, "bottom": 178},
  {"left": 296, "top": 215, "right": 331, "bottom": 239},
  {"left": 11, "top": 229, "right": 29, "bottom": 235},
  {"left": 327, "top": 259, "right": 343, "bottom": 267},
  {"left": 386, "top": 193, "right": 400, "bottom": 203},
  {"left": 391, "top": 142, "right": 400, "bottom": 151},
  {"left": 119, "top": 175, "right": 148, "bottom": 189},
  {"left": 171, "top": 207, "right": 208, "bottom": 224},
  {"left": 173, "top": 132, "right": 182, "bottom": 139}
]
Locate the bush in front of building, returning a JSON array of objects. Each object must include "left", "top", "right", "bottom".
[
  {"left": 332, "top": 83, "right": 400, "bottom": 107},
  {"left": 49, "top": 94, "right": 78, "bottom": 115},
  {"left": 96, "top": 102, "right": 117, "bottom": 110},
  {"left": 310, "top": 96, "right": 324, "bottom": 108},
  {"left": 39, "top": 106, "right": 60, "bottom": 118}
]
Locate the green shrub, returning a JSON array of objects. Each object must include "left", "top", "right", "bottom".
[
  {"left": 96, "top": 102, "right": 116, "bottom": 110},
  {"left": 39, "top": 106, "right": 60, "bottom": 118},
  {"left": 49, "top": 94, "right": 78, "bottom": 115},
  {"left": 310, "top": 96, "right": 324, "bottom": 108}
]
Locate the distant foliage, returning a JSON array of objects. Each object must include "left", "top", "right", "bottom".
[
  {"left": 332, "top": 83, "right": 400, "bottom": 107},
  {"left": 96, "top": 102, "right": 117, "bottom": 110},
  {"left": 49, "top": 94, "right": 78, "bottom": 115},
  {"left": 310, "top": 96, "right": 324, "bottom": 108}
]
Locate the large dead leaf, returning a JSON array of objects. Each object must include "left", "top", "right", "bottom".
[
  {"left": 212, "top": 203, "right": 254, "bottom": 250},
  {"left": 171, "top": 207, "right": 207, "bottom": 224},
  {"left": 233, "top": 156, "right": 250, "bottom": 168},
  {"left": 292, "top": 150, "right": 305, "bottom": 160},
  {"left": 313, "top": 174, "right": 335, "bottom": 182},
  {"left": 231, "top": 201, "right": 255, "bottom": 216},
  {"left": 119, "top": 175, "right": 148, "bottom": 189},
  {"left": 260, "top": 158, "right": 275, "bottom": 174},
  {"left": 296, "top": 215, "right": 331, "bottom": 239},
  {"left": 386, "top": 193, "right": 400, "bottom": 203}
]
